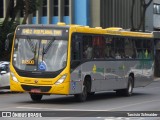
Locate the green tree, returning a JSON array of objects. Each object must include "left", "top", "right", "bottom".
[
  {"left": 0, "top": 0, "right": 23, "bottom": 60},
  {"left": 22, "top": 0, "right": 40, "bottom": 24},
  {"left": 0, "top": 0, "right": 40, "bottom": 60},
  {"left": 130, "top": 0, "right": 152, "bottom": 31}
]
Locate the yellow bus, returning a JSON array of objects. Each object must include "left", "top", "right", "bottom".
[{"left": 9, "top": 23, "right": 160, "bottom": 102}]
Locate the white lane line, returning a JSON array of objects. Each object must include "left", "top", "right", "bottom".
[
  {"left": 16, "top": 106, "right": 105, "bottom": 111},
  {"left": 140, "top": 86, "right": 160, "bottom": 89},
  {"left": 108, "top": 99, "right": 160, "bottom": 111},
  {"left": 16, "top": 99, "right": 160, "bottom": 111}
]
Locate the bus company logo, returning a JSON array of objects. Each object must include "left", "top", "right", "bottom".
[
  {"left": 2, "top": 112, "right": 11, "bottom": 117},
  {"left": 92, "top": 64, "right": 97, "bottom": 73},
  {"left": 119, "top": 64, "right": 125, "bottom": 70},
  {"left": 34, "top": 80, "right": 39, "bottom": 84},
  {"left": 92, "top": 64, "right": 104, "bottom": 73}
]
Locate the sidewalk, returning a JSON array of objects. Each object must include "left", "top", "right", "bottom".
[
  {"left": 154, "top": 77, "right": 160, "bottom": 81},
  {"left": 0, "top": 89, "right": 11, "bottom": 93}
]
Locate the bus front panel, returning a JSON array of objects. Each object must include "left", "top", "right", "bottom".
[{"left": 10, "top": 26, "right": 71, "bottom": 95}]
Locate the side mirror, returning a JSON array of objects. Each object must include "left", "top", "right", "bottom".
[
  {"left": 5, "top": 33, "right": 14, "bottom": 51},
  {"left": 5, "top": 39, "right": 9, "bottom": 51},
  {"left": 1, "top": 71, "right": 7, "bottom": 75}
]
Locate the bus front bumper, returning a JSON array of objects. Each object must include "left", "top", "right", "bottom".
[{"left": 10, "top": 80, "right": 70, "bottom": 95}]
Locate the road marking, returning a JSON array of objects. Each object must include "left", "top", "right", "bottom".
[
  {"left": 146, "top": 86, "right": 160, "bottom": 89},
  {"left": 103, "top": 118, "right": 145, "bottom": 120},
  {"left": 134, "top": 86, "right": 160, "bottom": 90},
  {"left": 16, "top": 99, "right": 160, "bottom": 111},
  {"left": 108, "top": 99, "right": 160, "bottom": 111},
  {"left": 16, "top": 106, "right": 104, "bottom": 111}
]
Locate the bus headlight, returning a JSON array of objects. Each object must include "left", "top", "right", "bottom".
[
  {"left": 55, "top": 74, "right": 67, "bottom": 85},
  {"left": 11, "top": 72, "right": 19, "bottom": 82}
]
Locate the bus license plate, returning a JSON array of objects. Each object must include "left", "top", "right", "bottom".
[{"left": 31, "top": 89, "right": 41, "bottom": 93}]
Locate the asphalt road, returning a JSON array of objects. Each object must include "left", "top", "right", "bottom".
[{"left": 1, "top": 81, "right": 160, "bottom": 120}]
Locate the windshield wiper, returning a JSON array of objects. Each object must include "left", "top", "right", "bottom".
[
  {"left": 26, "top": 36, "right": 36, "bottom": 53},
  {"left": 26, "top": 37, "right": 38, "bottom": 64},
  {"left": 42, "top": 44, "right": 45, "bottom": 61},
  {"left": 43, "top": 39, "right": 54, "bottom": 54},
  {"left": 42, "top": 38, "right": 54, "bottom": 60}
]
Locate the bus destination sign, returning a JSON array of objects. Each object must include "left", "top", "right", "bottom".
[{"left": 21, "top": 29, "right": 62, "bottom": 36}]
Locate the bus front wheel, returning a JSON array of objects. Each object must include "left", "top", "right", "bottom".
[{"left": 30, "top": 94, "right": 43, "bottom": 101}]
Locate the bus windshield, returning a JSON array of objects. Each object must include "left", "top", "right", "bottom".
[{"left": 13, "top": 37, "right": 68, "bottom": 72}]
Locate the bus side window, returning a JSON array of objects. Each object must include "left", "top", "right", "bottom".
[
  {"left": 135, "top": 39, "right": 143, "bottom": 59},
  {"left": 106, "top": 37, "right": 115, "bottom": 58},
  {"left": 71, "top": 35, "right": 82, "bottom": 60},
  {"left": 93, "top": 36, "right": 105, "bottom": 59},
  {"left": 113, "top": 37, "right": 125, "bottom": 59},
  {"left": 83, "top": 35, "right": 93, "bottom": 59},
  {"left": 134, "top": 39, "right": 153, "bottom": 59},
  {"left": 124, "top": 38, "right": 135, "bottom": 58},
  {"left": 143, "top": 39, "right": 153, "bottom": 59},
  {"left": 105, "top": 38, "right": 111, "bottom": 58}
]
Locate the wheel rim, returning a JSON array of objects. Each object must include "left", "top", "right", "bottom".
[
  {"left": 82, "top": 86, "right": 87, "bottom": 100},
  {"left": 128, "top": 80, "right": 132, "bottom": 94}
]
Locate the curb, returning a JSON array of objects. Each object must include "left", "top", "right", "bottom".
[
  {"left": 154, "top": 78, "right": 160, "bottom": 82},
  {"left": 0, "top": 89, "right": 23, "bottom": 94}
]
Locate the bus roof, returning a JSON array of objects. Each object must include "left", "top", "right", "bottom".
[
  {"left": 71, "top": 25, "right": 158, "bottom": 38},
  {"left": 17, "top": 24, "right": 70, "bottom": 29},
  {"left": 17, "top": 23, "right": 160, "bottom": 38}
]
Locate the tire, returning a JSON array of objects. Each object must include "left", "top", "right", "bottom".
[
  {"left": 116, "top": 76, "right": 133, "bottom": 96},
  {"left": 125, "top": 76, "right": 134, "bottom": 96},
  {"left": 88, "top": 92, "right": 95, "bottom": 96},
  {"left": 74, "top": 83, "right": 88, "bottom": 102},
  {"left": 30, "top": 94, "right": 43, "bottom": 101}
]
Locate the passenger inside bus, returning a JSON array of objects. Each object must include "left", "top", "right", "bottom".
[
  {"left": 84, "top": 44, "right": 93, "bottom": 59},
  {"left": 125, "top": 39, "right": 134, "bottom": 58},
  {"left": 105, "top": 44, "right": 111, "bottom": 58},
  {"left": 115, "top": 51, "right": 121, "bottom": 59}
]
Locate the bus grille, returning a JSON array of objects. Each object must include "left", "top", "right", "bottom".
[{"left": 21, "top": 85, "right": 51, "bottom": 92}]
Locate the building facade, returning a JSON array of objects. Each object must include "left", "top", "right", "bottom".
[
  {"left": 0, "top": 0, "right": 159, "bottom": 31},
  {"left": 153, "top": 0, "right": 160, "bottom": 30},
  {"left": 0, "top": 0, "right": 90, "bottom": 26}
]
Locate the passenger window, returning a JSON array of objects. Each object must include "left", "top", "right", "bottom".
[
  {"left": 143, "top": 40, "right": 153, "bottom": 59},
  {"left": 83, "top": 35, "right": 93, "bottom": 59},
  {"left": 124, "top": 39, "right": 135, "bottom": 58},
  {"left": 92, "top": 36, "right": 105, "bottom": 59},
  {"left": 134, "top": 39, "right": 153, "bottom": 59},
  {"left": 105, "top": 37, "right": 113, "bottom": 58},
  {"left": 114, "top": 38, "right": 125, "bottom": 59},
  {"left": 71, "top": 34, "right": 82, "bottom": 60},
  {"left": 105, "top": 37, "right": 125, "bottom": 59}
]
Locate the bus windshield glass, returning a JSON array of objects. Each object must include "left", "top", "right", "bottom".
[{"left": 13, "top": 36, "right": 68, "bottom": 72}]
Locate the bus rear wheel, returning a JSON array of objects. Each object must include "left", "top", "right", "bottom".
[
  {"left": 116, "top": 76, "right": 133, "bottom": 96},
  {"left": 74, "top": 83, "right": 88, "bottom": 102},
  {"left": 30, "top": 94, "right": 43, "bottom": 101}
]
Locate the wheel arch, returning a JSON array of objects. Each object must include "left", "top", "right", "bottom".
[{"left": 83, "top": 75, "right": 92, "bottom": 92}]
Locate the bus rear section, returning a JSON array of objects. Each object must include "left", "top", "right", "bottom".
[
  {"left": 69, "top": 32, "right": 154, "bottom": 102},
  {"left": 152, "top": 32, "right": 160, "bottom": 78}
]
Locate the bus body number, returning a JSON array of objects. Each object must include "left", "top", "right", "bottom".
[{"left": 22, "top": 60, "right": 35, "bottom": 65}]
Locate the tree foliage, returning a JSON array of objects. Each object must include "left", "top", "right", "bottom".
[
  {"left": 0, "top": 0, "right": 40, "bottom": 60},
  {"left": 22, "top": 0, "right": 40, "bottom": 24},
  {"left": 130, "top": 0, "right": 152, "bottom": 31}
]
